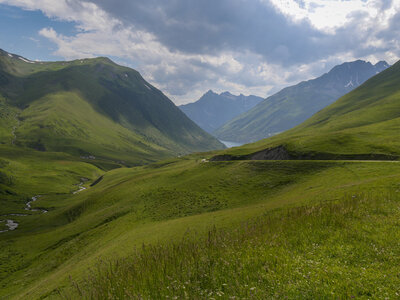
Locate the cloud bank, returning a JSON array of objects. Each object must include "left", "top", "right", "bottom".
[{"left": 0, "top": 0, "right": 399, "bottom": 104}]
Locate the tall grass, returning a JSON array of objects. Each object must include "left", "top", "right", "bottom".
[{"left": 63, "top": 191, "right": 400, "bottom": 299}]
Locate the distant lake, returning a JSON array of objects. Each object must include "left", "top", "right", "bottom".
[{"left": 219, "top": 140, "right": 244, "bottom": 148}]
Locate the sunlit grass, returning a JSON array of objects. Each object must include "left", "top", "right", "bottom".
[
  {"left": 1, "top": 158, "right": 399, "bottom": 299},
  {"left": 64, "top": 191, "right": 400, "bottom": 299}
]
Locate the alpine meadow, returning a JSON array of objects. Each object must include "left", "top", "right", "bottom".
[{"left": 0, "top": 1, "right": 400, "bottom": 300}]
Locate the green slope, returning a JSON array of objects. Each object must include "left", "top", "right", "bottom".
[
  {"left": 69, "top": 189, "right": 400, "bottom": 299},
  {"left": 1, "top": 154, "right": 399, "bottom": 299},
  {"left": 215, "top": 60, "right": 400, "bottom": 159},
  {"left": 0, "top": 49, "right": 224, "bottom": 165}
]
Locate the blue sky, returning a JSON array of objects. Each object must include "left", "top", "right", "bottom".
[
  {"left": 0, "top": 0, "right": 399, "bottom": 104},
  {"left": 0, "top": 4, "right": 75, "bottom": 61}
]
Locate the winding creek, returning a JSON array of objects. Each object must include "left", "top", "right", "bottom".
[
  {"left": 73, "top": 180, "right": 87, "bottom": 194},
  {"left": 25, "top": 195, "right": 48, "bottom": 214},
  {"left": 0, "top": 220, "right": 19, "bottom": 233},
  {"left": 0, "top": 179, "right": 88, "bottom": 233}
]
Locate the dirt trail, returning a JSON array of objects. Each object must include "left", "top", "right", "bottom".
[{"left": 11, "top": 114, "right": 20, "bottom": 145}]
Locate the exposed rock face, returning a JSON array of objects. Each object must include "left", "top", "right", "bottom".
[{"left": 210, "top": 145, "right": 399, "bottom": 162}]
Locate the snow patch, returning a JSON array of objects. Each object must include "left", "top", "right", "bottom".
[
  {"left": 18, "top": 57, "right": 35, "bottom": 64},
  {"left": 345, "top": 80, "right": 354, "bottom": 88},
  {"left": 144, "top": 83, "right": 152, "bottom": 90},
  {"left": 7, "top": 53, "right": 12, "bottom": 58},
  {"left": 124, "top": 73, "right": 128, "bottom": 78}
]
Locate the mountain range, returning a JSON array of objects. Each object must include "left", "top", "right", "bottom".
[
  {"left": 215, "top": 59, "right": 400, "bottom": 160},
  {"left": 179, "top": 90, "right": 263, "bottom": 133},
  {"left": 215, "top": 60, "right": 390, "bottom": 143}
]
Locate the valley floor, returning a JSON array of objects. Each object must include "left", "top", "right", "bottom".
[{"left": 0, "top": 150, "right": 399, "bottom": 299}]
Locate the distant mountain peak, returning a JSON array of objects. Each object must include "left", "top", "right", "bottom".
[
  {"left": 179, "top": 91, "right": 263, "bottom": 133},
  {"left": 205, "top": 89, "right": 216, "bottom": 95},
  {"left": 375, "top": 61, "right": 390, "bottom": 68},
  {"left": 329, "top": 59, "right": 390, "bottom": 75},
  {"left": 330, "top": 60, "right": 368, "bottom": 72}
]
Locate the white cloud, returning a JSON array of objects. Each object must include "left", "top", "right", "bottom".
[
  {"left": 268, "top": 0, "right": 382, "bottom": 32},
  {"left": 22, "top": 2, "right": 276, "bottom": 104},
  {"left": 0, "top": 0, "right": 399, "bottom": 104}
]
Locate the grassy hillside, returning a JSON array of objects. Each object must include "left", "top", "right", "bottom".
[
  {"left": 215, "top": 60, "right": 389, "bottom": 143},
  {"left": 0, "top": 49, "right": 224, "bottom": 165},
  {"left": 216, "top": 60, "right": 400, "bottom": 159},
  {"left": 69, "top": 190, "right": 400, "bottom": 299},
  {"left": 1, "top": 154, "right": 399, "bottom": 298}
]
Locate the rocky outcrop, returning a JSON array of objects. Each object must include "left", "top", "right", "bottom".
[{"left": 210, "top": 145, "right": 399, "bottom": 162}]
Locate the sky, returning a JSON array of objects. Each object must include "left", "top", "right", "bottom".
[{"left": 0, "top": 0, "right": 399, "bottom": 104}]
